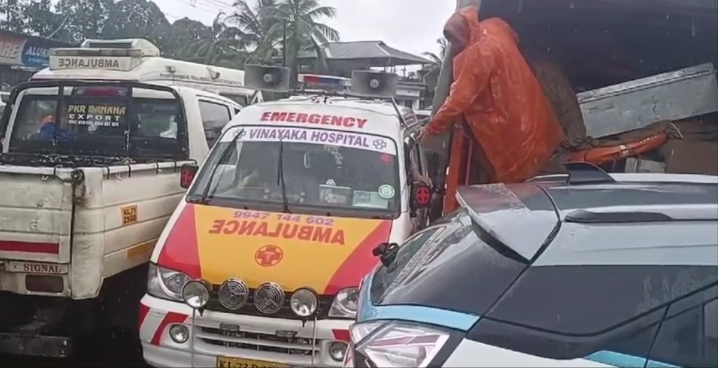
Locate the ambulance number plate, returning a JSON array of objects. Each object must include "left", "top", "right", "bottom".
[{"left": 216, "top": 357, "right": 289, "bottom": 368}]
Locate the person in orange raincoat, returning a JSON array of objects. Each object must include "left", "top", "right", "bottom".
[{"left": 418, "top": 6, "right": 564, "bottom": 183}]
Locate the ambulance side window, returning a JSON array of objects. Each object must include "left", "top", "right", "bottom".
[{"left": 199, "top": 100, "right": 231, "bottom": 147}]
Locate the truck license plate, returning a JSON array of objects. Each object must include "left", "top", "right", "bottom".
[{"left": 216, "top": 357, "right": 289, "bottom": 368}]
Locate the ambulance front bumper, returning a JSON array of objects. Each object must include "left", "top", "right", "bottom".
[{"left": 140, "top": 295, "right": 351, "bottom": 367}]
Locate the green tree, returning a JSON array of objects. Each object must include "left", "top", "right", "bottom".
[
  {"left": 22, "top": 0, "right": 63, "bottom": 37},
  {"left": 102, "top": 0, "right": 170, "bottom": 46},
  {"left": 270, "top": 0, "right": 339, "bottom": 82},
  {"left": 177, "top": 13, "right": 245, "bottom": 67},
  {"left": 230, "top": 0, "right": 279, "bottom": 64},
  {"left": 54, "top": 0, "right": 114, "bottom": 42},
  {"left": 158, "top": 17, "right": 213, "bottom": 58},
  {"left": 1, "top": 0, "right": 29, "bottom": 32},
  {"left": 420, "top": 38, "right": 448, "bottom": 99}
]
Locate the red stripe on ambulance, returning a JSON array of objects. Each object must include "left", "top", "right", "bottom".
[{"left": 156, "top": 204, "right": 202, "bottom": 279}]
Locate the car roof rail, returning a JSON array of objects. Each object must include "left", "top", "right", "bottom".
[{"left": 565, "top": 162, "right": 616, "bottom": 185}]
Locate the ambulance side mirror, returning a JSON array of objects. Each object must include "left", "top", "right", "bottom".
[
  {"left": 411, "top": 184, "right": 432, "bottom": 210},
  {"left": 180, "top": 163, "right": 199, "bottom": 189}
]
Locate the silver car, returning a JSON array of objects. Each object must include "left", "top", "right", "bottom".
[{"left": 345, "top": 164, "right": 718, "bottom": 367}]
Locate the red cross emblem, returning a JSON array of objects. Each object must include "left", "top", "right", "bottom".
[
  {"left": 255, "top": 245, "right": 284, "bottom": 267},
  {"left": 415, "top": 187, "right": 431, "bottom": 205}
]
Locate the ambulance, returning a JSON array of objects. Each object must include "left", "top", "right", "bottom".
[
  {"left": 139, "top": 66, "right": 433, "bottom": 367},
  {"left": 0, "top": 38, "right": 248, "bottom": 358},
  {"left": 32, "top": 38, "right": 262, "bottom": 107}
]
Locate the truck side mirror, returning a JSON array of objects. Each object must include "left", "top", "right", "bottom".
[
  {"left": 180, "top": 163, "right": 199, "bottom": 189},
  {"left": 411, "top": 183, "right": 432, "bottom": 209}
]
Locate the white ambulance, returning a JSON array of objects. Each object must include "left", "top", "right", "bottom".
[
  {"left": 139, "top": 67, "right": 433, "bottom": 367},
  {"left": 0, "top": 39, "right": 249, "bottom": 357}
]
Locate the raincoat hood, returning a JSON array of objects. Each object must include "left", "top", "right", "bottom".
[
  {"left": 482, "top": 17, "right": 519, "bottom": 44},
  {"left": 444, "top": 7, "right": 519, "bottom": 51}
]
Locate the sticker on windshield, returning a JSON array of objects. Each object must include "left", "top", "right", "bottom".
[
  {"left": 353, "top": 191, "right": 389, "bottom": 209},
  {"left": 220, "top": 126, "right": 396, "bottom": 155},
  {"left": 378, "top": 184, "right": 395, "bottom": 199},
  {"left": 67, "top": 104, "right": 125, "bottom": 127}
]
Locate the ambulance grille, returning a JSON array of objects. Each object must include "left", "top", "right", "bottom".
[
  {"left": 198, "top": 326, "right": 319, "bottom": 356},
  {"left": 206, "top": 286, "right": 334, "bottom": 320}
]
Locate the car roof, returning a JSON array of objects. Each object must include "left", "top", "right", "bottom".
[{"left": 456, "top": 166, "right": 718, "bottom": 262}]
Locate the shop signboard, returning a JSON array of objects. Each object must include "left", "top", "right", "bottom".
[
  {"left": 0, "top": 33, "right": 25, "bottom": 66},
  {"left": 22, "top": 41, "right": 51, "bottom": 68}
]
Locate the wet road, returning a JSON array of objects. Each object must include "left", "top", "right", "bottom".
[{"left": 2, "top": 329, "right": 149, "bottom": 367}]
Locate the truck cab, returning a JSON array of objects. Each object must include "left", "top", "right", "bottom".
[
  {"left": 429, "top": 0, "right": 718, "bottom": 214},
  {"left": 0, "top": 38, "right": 244, "bottom": 358}
]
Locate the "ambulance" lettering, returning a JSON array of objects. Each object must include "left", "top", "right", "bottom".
[{"left": 209, "top": 220, "right": 345, "bottom": 245}]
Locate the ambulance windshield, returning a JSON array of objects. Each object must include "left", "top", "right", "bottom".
[{"left": 189, "top": 125, "right": 401, "bottom": 216}]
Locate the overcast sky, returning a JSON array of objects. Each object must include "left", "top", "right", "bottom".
[{"left": 153, "top": 0, "right": 456, "bottom": 57}]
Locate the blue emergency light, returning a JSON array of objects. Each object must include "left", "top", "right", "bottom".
[{"left": 300, "top": 74, "right": 349, "bottom": 90}]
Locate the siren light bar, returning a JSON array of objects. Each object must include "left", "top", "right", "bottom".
[{"left": 299, "top": 74, "right": 349, "bottom": 90}]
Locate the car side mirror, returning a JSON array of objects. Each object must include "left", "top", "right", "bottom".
[
  {"left": 410, "top": 183, "right": 432, "bottom": 210},
  {"left": 180, "top": 163, "right": 199, "bottom": 189}
]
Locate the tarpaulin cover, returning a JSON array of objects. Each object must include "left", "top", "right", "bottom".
[{"left": 427, "top": 7, "right": 564, "bottom": 183}]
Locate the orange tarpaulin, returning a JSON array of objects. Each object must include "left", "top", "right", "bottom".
[{"left": 427, "top": 6, "right": 564, "bottom": 183}]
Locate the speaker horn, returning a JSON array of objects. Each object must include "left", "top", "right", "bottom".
[
  {"left": 350, "top": 70, "right": 397, "bottom": 98},
  {"left": 244, "top": 64, "right": 290, "bottom": 92}
]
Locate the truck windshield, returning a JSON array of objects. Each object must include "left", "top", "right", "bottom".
[
  {"left": 6, "top": 85, "right": 185, "bottom": 163},
  {"left": 189, "top": 125, "right": 401, "bottom": 216}
]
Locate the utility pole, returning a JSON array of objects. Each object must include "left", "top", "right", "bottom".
[
  {"left": 91, "top": 0, "right": 99, "bottom": 38},
  {"left": 282, "top": 19, "right": 287, "bottom": 67}
]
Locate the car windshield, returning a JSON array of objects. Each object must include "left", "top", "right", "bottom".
[{"left": 189, "top": 125, "right": 401, "bottom": 216}]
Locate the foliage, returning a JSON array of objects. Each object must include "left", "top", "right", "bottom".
[
  {"left": 0, "top": 0, "right": 340, "bottom": 75},
  {"left": 420, "top": 38, "right": 448, "bottom": 100}
]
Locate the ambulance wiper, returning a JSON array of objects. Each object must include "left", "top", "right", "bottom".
[
  {"left": 199, "top": 128, "right": 244, "bottom": 204},
  {"left": 277, "top": 138, "right": 290, "bottom": 213}
]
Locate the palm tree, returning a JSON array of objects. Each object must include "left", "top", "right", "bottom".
[
  {"left": 230, "top": 0, "right": 280, "bottom": 64},
  {"left": 178, "top": 13, "right": 246, "bottom": 67},
  {"left": 420, "top": 38, "right": 448, "bottom": 98},
  {"left": 269, "top": 0, "right": 340, "bottom": 82}
]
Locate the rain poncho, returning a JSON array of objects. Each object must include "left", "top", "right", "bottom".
[{"left": 427, "top": 7, "right": 564, "bottom": 183}]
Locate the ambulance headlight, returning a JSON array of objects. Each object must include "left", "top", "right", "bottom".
[
  {"left": 182, "top": 280, "right": 211, "bottom": 310},
  {"left": 290, "top": 288, "right": 319, "bottom": 317},
  {"left": 147, "top": 263, "right": 191, "bottom": 302},
  {"left": 328, "top": 287, "right": 359, "bottom": 318},
  {"left": 369, "top": 79, "right": 380, "bottom": 88}
]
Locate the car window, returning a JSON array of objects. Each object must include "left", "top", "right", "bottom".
[
  {"left": 199, "top": 100, "right": 231, "bottom": 147},
  {"left": 7, "top": 87, "right": 185, "bottom": 160},
  {"left": 705, "top": 299, "right": 718, "bottom": 361},
  {"left": 370, "top": 226, "right": 445, "bottom": 303}
]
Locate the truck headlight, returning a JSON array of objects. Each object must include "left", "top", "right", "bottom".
[
  {"left": 328, "top": 287, "right": 359, "bottom": 318},
  {"left": 147, "top": 263, "right": 191, "bottom": 301},
  {"left": 182, "top": 280, "right": 211, "bottom": 309},
  {"left": 290, "top": 288, "right": 318, "bottom": 317}
]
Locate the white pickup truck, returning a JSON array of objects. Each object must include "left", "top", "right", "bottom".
[{"left": 0, "top": 43, "right": 243, "bottom": 356}]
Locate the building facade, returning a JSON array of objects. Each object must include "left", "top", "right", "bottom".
[{"left": 0, "top": 31, "right": 72, "bottom": 91}]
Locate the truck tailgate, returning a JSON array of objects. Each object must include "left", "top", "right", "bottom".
[{"left": 0, "top": 166, "right": 73, "bottom": 263}]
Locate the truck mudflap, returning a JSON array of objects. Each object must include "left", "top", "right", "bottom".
[{"left": 0, "top": 329, "right": 72, "bottom": 357}]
